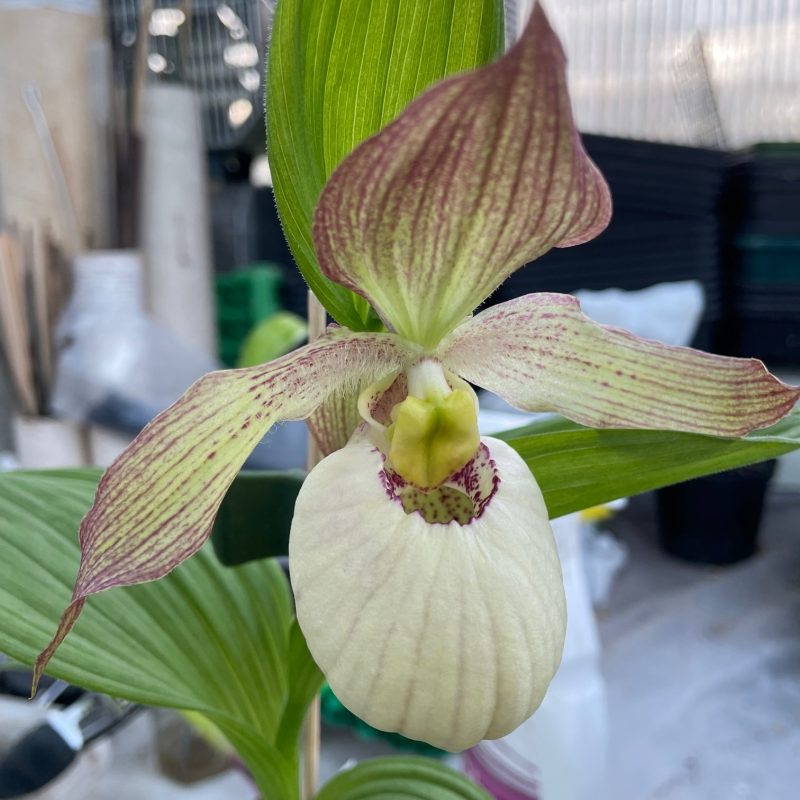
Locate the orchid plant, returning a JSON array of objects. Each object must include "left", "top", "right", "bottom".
[{"left": 2, "top": 0, "right": 798, "bottom": 796}]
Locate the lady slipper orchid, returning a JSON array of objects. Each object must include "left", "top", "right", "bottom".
[{"left": 36, "top": 4, "right": 798, "bottom": 753}]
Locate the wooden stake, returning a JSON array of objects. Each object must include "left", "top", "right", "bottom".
[
  {"left": 0, "top": 231, "right": 38, "bottom": 414},
  {"left": 30, "top": 228, "right": 52, "bottom": 394},
  {"left": 302, "top": 290, "right": 326, "bottom": 799}
]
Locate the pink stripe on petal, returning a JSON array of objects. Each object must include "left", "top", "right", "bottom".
[
  {"left": 313, "top": 4, "right": 611, "bottom": 349},
  {"left": 33, "top": 330, "right": 412, "bottom": 690},
  {"left": 440, "top": 293, "right": 799, "bottom": 437},
  {"left": 306, "top": 387, "right": 363, "bottom": 456}
]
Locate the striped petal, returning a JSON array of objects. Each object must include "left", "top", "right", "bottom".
[
  {"left": 307, "top": 383, "right": 370, "bottom": 456},
  {"left": 290, "top": 436, "right": 566, "bottom": 752},
  {"left": 313, "top": 4, "right": 610, "bottom": 349},
  {"left": 440, "top": 294, "right": 799, "bottom": 436},
  {"left": 34, "top": 330, "right": 413, "bottom": 689}
]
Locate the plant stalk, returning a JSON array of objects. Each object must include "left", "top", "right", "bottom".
[{"left": 302, "top": 290, "right": 326, "bottom": 799}]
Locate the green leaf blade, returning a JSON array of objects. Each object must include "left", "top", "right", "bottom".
[
  {"left": 203, "top": 411, "right": 800, "bottom": 568},
  {"left": 267, "top": 0, "right": 503, "bottom": 328},
  {"left": 497, "top": 407, "right": 800, "bottom": 518},
  {"left": 314, "top": 756, "right": 491, "bottom": 800},
  {"left": 0, "top": 470, "right": 302, "bottom": 799},
  {"left": 275, "top": 620, "right": 325, "bottom": 760}
]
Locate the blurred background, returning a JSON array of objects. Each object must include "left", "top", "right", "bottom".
[{"left": 0, "top": 0, "right": 798, "bottom": 798}]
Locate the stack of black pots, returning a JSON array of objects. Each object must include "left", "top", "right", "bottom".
[
  {"left": 729, "top": 144, "right": 800, "bottom": 366},
  {"left": 494, "top": 134, "right": 731, "bottom": 351}
]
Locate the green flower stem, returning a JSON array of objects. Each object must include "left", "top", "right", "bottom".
[{"left": 302, "top": 289, "right": 327, "bottom": 799}]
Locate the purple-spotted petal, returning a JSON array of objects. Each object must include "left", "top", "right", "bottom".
[
  {"left": 34, "top": 330, "right": 413, "bottom": 690},
  {"left": 313, "top": 4, "right": 611, "bottom": 349},
  {"left": 440, "top": 294, "right": 799, "bottom": 436}
]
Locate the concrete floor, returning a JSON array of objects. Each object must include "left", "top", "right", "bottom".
[{"left": 602, "top": 491, "right": 800, "bottom": 800}]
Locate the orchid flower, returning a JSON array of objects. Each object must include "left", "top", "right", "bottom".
[{"left": 36, "top": 5, "right": 797, "bottom": 753}]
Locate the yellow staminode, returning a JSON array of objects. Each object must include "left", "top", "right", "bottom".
[{"left": 386, "top": 361, "right": 479, "bottom": 489}]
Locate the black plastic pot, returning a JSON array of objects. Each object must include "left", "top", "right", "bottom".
[{"left": 656, "top": 460, "right": 777, "bottom": 565}]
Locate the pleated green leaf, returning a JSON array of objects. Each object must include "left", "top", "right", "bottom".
[
  {"left": 314, "top": 756, "right": 490, "bottom": 799},
  {"left": 0, "top": 469, "right": 310, "bottom": 799},
  {"left": 267, "top": 0, "right": 503, "bottom": 329},
  {"left": 497, "top": 406, "right": 800, "bottom": 518},
  {"left": 276, "top": 620, "right": 325, "bottom": 760}
]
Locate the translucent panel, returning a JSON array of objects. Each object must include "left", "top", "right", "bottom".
[{"left": 515, "top": 0, "right": 800, "bottom": 148}]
